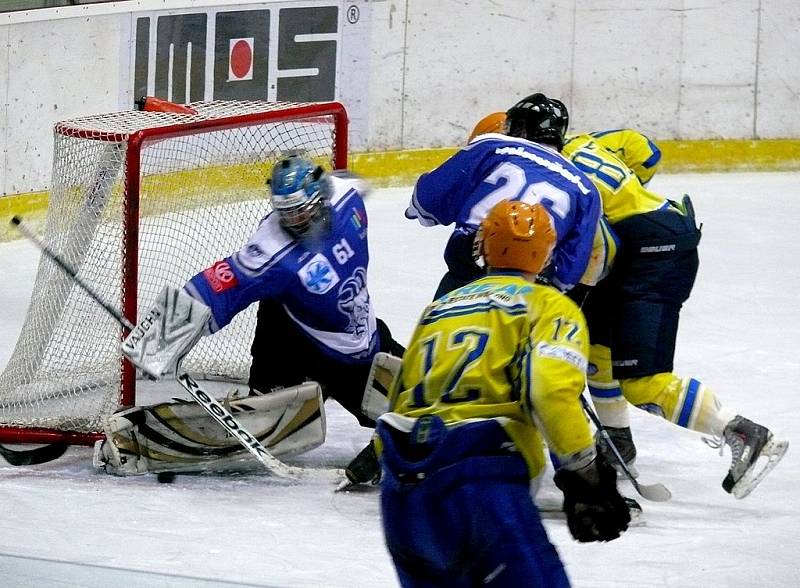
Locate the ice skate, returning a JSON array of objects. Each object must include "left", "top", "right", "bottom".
[
  {"left": 596, "top": 426, "right": 639, "bottom": 478},
  {"left": 337, "top": 440, "right": 381, "bottom": 491},
  {"left": 721, "top": 416, "right": 788, "bottom": 499}
]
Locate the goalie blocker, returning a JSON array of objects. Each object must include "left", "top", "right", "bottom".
[{"left": 94, "top": 382, "right": 325, "bottom": 475}]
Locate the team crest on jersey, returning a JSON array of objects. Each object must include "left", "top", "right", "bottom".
[
  {"left": 298, "top": 253, "right": 340, "bottom": 294},
  {"left": 337, "top": 267, "right": 370, "bottom": 337}
]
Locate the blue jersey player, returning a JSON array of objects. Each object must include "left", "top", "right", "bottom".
[
  {"left": 405, "top": 93, "right": 603, "bottom": 299},
  {"left": 184, "top": 156, "right": 404, "bottom": 476}
]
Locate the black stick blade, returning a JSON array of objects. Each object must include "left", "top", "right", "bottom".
[{"left": 0, "top": 442, "right": 68, "bottom": 466}]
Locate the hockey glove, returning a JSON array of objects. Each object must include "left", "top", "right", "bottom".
[
  {"left": 121, "top": 285, "right": 211, "bottom": 379},
  {"left": 553, "top": 453, "right": 631, "bottom": 543}
]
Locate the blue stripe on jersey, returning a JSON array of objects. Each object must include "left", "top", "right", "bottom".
[
  {"left": 427, "top": 299, "right": 528, "bottom": 317},
  {"left": 642, "top": 140, "right": 662, "bottom": 168},
  {"left": 523, "top": 342, "right": 534, "bottom": 420},
  {"left": 600, "top": 222, "right": 612, "bottom": 276},
  {"left": 589, "top": 385, "right": 624, "bottom": 399},
  {"left": 420, "top": 301, "right": 528, "bottom": 325},
  {"left": 677, "top": 378, "right": 701, "bottom": 427},
  {"left": 589, "top": 129, "right": 623, "bottom": 138}
]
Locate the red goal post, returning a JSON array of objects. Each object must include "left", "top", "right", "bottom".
[{"left": 0, "top": 98, "right": 348, "bottom": 446}]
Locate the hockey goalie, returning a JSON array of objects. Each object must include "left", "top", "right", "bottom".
[{"left": 95, "top": 155, "right": 405, "bottom": 476}]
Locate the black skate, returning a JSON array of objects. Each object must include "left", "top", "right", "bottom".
[
  {"left": 721, "top": 416, "right": 788, "bottom": 499},
  {"left": 596, "top": 426, "right": 638, "bottom": 478},
  {"left": 337, "top": 439, "right": 381, "bottom": 491}
]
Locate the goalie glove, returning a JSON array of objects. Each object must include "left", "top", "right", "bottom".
[
  {"left": 553, "top": 452, "right": 631, "bottom": 543},
  {"left": 121, "top": 285, "right": 212, "bottom": 379}
]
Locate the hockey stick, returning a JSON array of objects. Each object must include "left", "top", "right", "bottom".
[
  {"left": 11, "top": 216, "right": 301, "bottom": 480},
  {"left": 580, "top": 395, "right": 672, "bottom": 502},
  {"left": 0, "top": 441, "right": 68, "bottom": 466}
]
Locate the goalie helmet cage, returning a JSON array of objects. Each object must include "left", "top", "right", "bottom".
[{"left": 0, "top": 99, "right": 348, "bottom": 446}]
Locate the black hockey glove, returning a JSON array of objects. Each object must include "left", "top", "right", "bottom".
[
  {"left": 565, "top": 283, "right": 592, "bottom": 308},
  {"left": 553, "top": 453, "right": 631, "bottom": 543}
]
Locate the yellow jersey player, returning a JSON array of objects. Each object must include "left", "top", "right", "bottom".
[
  {"left": 376, "top": 201, "right": 629, "bottom": 587},
  {"left": 468, "top": 111, "right": 787, "bottom": 498},
  {"left": 561, "top": 130, "right": 788, "bottom": 498},
  {"left": 587, "top": 129, "right": 662, "bottom": 186}
]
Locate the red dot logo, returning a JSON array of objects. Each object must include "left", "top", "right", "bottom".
[{"left": 228, "top": 38, "right": 254, "bottom": 81}]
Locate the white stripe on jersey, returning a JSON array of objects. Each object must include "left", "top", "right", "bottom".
[
  {"left": 284, "top": 302, "right": 377, "bottom": 358},
  {"left": 233, "top": 213, "right": 296, "bottom": 275}
]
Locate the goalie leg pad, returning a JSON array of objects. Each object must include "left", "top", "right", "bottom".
[
  {"left": 361, "top": 352, "right": 402, "bottom": 421},
  {"left": 94, "top": 382, "right": 325, "bottom": 475}
]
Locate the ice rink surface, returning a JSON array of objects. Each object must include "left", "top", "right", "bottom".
[{"left": 0, "top": 172, "right": 798, "bottom": 587}]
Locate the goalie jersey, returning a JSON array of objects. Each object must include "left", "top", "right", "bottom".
[
  {"left": 185, "top": 175, "right": 379, "bottom": 364},
  {"left": 405, "top": 134, "right": 602, "bottom": 290},
  {"left": 384, "top": 272, "right": 593, "bottom": 478}
]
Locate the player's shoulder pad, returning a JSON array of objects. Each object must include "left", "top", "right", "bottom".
[
  {"left": 328, "top": 172, "right": 369, "bottom": 206},
  {"left": 234, "top": 212, "right": 296, "bottom": 273},
  {"left": 536, "top": 283, "right": 585, "bottom": 317},
  {"left": 464, "top": 132, "right": 510, "bottom": 148},
  {"left": 562, "top": 133, "right": 593, "bottom": 152}
]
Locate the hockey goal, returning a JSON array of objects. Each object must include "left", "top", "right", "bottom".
[{"left": 0, "top": 98, "right": 348, "bottom": 446}]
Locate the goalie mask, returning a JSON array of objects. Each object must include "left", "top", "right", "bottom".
[
  {"left": 506, "top": 93, "right": 569, "bottom": 151},
  {"left": 269, "top": 156, "right": 331, "bottom": 237},
  {"left": 475, "top": 200, "right": 556, "bottom": 276}
]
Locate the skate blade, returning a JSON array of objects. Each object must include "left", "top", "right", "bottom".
[{"left": 732, "top": 437, "right": 789, "bottom": 499}]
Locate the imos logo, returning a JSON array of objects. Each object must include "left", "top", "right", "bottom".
[{"left": 133, "top": 5, "right": 339, "bottom": 104}]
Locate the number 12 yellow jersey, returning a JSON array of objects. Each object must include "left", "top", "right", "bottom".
[{"left": 388, "top": 272, "right": 593, "bottom": 478}]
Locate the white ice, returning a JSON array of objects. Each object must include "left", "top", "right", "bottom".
[{"left": 0, "top": 172, "right": 798, "bottom": 587}]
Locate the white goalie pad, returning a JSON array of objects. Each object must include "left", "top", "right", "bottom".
[
  {"left": 93, "top": 382, "right": 325, "bottom": 475},
  {"left": 361, "top": 352, "right": 402, "bottom": 420},
  {"left": 121, "top": 285, "right": 212, "bottom": 379}
]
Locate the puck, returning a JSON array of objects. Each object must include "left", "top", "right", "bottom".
[{"left": 157, "top": 471, "right": 176, "bottom": 484}]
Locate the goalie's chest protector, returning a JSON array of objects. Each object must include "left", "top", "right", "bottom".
[{"left": 190, "top": 183, "right": 377, "bottom": 363}]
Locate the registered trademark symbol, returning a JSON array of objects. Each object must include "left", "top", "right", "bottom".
[{"left": 347, "top": 5, "right": 360, "bottom": 24}]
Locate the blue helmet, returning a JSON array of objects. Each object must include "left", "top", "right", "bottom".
[{"left": 269, "top": 156, "right": 330, "bottom": 236}]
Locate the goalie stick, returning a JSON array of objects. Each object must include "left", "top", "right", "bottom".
[
  {"left": 11, "top": 215, "right": 301, "bottom": 480},
  {"left": 580, "top": 395, "right": 672, "bottom": 502}
]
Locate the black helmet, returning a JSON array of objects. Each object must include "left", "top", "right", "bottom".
[{"left": 505, "top": 93, "right": 569, "bottom": 151}]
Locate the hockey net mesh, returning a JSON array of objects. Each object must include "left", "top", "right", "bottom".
[{"left": 0, "top": 100, "right": 343, "bottom": 434}]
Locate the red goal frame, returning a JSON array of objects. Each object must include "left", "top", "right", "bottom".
[{"left": 0, "top": 100, "right": 348, "bottom": 447}]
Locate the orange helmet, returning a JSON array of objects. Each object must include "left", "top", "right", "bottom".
[
  {"left": 468, "top": 112, "right": 507, "bottom": 142},
  {"left": 477, "top": 200, "right": 556, "bottom": 275}
]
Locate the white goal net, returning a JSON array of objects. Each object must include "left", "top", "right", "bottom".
[{"left": 0, "top": 99, "right": 347, "bottom": 442}]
